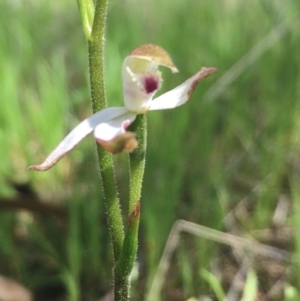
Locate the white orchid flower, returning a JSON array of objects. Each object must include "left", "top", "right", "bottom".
[{"left": 29, "top": 44, "right": 217, "bottom": 171}]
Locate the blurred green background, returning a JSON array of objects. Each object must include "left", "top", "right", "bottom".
[{"left": 1, "top": 0, "right": 300, "bottom": 300}]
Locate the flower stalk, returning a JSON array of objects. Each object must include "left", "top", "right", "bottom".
[
  {"left": 87, "top": 0, "right": 124, "bottom": 262},
  {"left": 114, "top": 114, "right": 147, "bottom": 300},
  {"left": 128, "top": 115, "right": 147, "bottom": 213},
  {"left": 115, "top": 201, "right": 140, "bottom": 301}
]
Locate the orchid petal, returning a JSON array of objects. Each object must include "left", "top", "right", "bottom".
[
  {"left": 148, "top": 67, "right": 217, "bottom": 111},
  {"left": 126, "top": 44, "right": 179, "bottom": 73},
  {"left": 28, "top": 107, "right": 128, "bottom": 171},
  {"left": 94, "top": 111, "right": 137, "bottom": 154}
]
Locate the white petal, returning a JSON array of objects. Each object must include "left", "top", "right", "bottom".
[
  {"left": 94, "top": 111, "right": 137, "bottom": 141},
  {"left": 28, "top": 107, "right": 128, "bottom": 171},
  {"left": 94, "top": 111, "right": 137, "bottom": 153},
  {"left": 149, "top": 67, "right": 217, "bottom": 111}
]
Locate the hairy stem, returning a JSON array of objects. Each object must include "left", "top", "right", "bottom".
[
  {"left": 129, "top": 114, "right": 147, "bottom": 213},
  {"left": 87, "top": 0, "right": 124, "bottom": 262}
]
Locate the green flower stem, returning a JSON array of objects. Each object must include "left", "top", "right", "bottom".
[
  {"left": 87, "top": 0, "right": 124, "bottom": 261},
  {"left": 115, "top": 202, "right": 140, "bottom": 277},
  {"left": 114, "top": 114, "right": 147, "bottom": 300},
  {"left": 115, "top": 202, "right": 140, "bottom": 301},
  {"left": 114, "top": 276, "right": 129, "bottom": 301},
  {"left": 77, "top": 0, "right": 95, "bottom": 40},
  {"left": 128, "top": 114, "right": 147, "bottom": 213}
]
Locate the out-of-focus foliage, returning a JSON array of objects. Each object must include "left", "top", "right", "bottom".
[{"left": 0, "top": 0, "right": 300, "bottom": 300}]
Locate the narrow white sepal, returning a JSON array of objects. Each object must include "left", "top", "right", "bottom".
[
  {"left": 28, "top": 107, "right": 128, "bottom": 171},
  {"left": 149, "top": 67, "right": 217, "bottom": 111}
]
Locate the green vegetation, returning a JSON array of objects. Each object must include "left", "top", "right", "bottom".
[{"left": 0, "top": 0, "right": 300, "bottom": 300}]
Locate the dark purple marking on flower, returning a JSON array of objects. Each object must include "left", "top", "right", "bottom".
[{"left": 144, "top": 76, "right": 159, "bottom": 94}]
